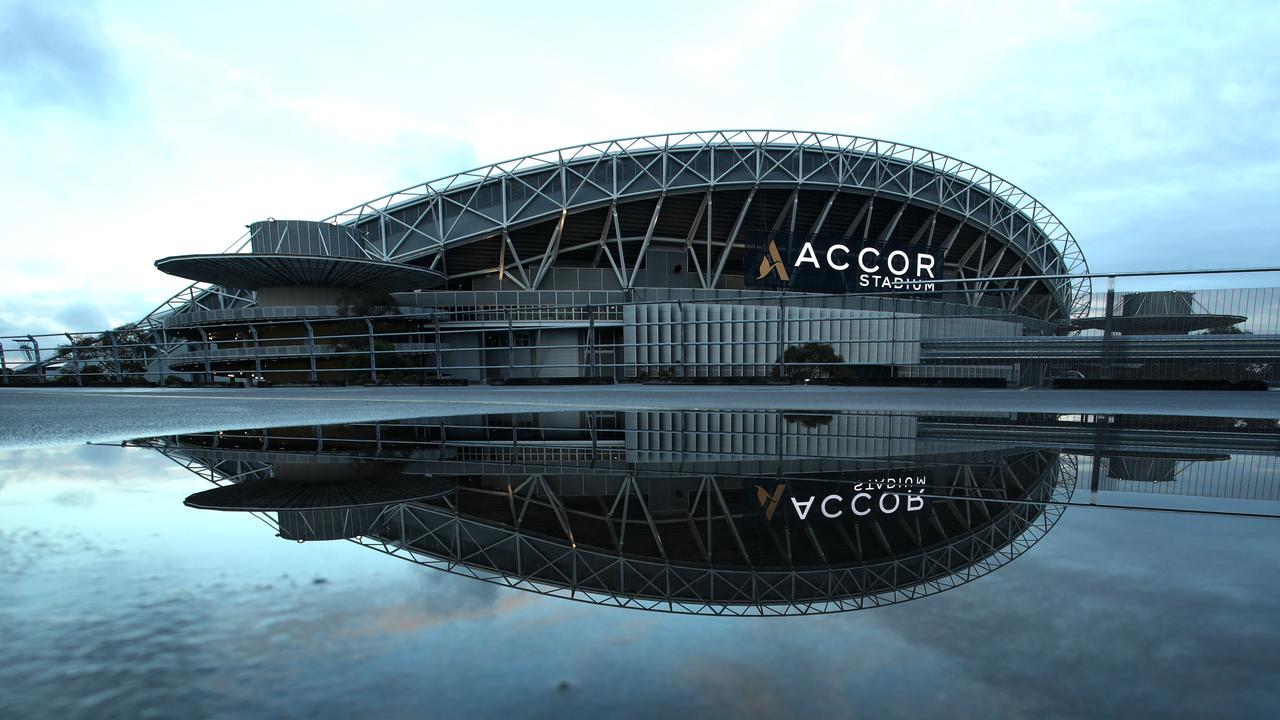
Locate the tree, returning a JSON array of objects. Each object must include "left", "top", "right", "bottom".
[
  {"left": 50, "top": 323, "right": 154, "bottom": 384},
  {"left": 336, "top": 291, "right": 399, "bottom": 318},
  {"left": 778, "top": 342, "right": 847, "bottom": 380}
]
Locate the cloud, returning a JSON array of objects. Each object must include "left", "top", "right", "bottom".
[
  {"left": 0, "top": 2, "right": 123, "bottom": 113},
  {"left": 52, "top": 301, "right": 108, "bottom": 333},
  {"left": 52, "top": 489, "right": 94, "bottom": 507}
]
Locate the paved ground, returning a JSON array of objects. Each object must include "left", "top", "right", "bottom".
[{"left": 1, "top": 385, "right": 1277, "bottom": 449}]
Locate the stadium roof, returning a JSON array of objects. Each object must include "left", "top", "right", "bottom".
[{"left": 155, "top": 253, "right": 446, "bottom": 292}]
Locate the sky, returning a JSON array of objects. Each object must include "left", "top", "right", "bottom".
[{"left": 1, "top": 0, "right": 1279, "bottom": 335}]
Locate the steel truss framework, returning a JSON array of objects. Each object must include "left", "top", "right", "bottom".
[
  {"left": 145, "top": 433, "right": 1076, "bottom": 616},
  {"left": 140, "top": 130, "right": 1091, "bottom": 329},
  {"left": 326, "top": 130, "right": 1089, "bottom": 318},
  {"left": 139, "top": 230, "right": 257, "bottom": 331}
]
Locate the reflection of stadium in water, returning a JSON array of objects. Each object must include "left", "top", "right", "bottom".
[{"left": 135, "top": 411, "right": 1279, "bottom": 615}]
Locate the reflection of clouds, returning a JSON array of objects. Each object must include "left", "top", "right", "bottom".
[
  {"left": 52, "top": 489, "right": 94, "bottom": 507},
  {"left": 359, "top": 590, "right": 539, "bottom": 638},
  {"left": 868, "top": 508, "right": 1280, "bottom": 717},
  {"left": 603, "top": 507, "right": 1280, "bottom": 719},
  {"left": 0, "top": 527, "right": 108, "bottom": 577},
  {"left": 677, "top": 661, "right": 788, "bottom": 719},
  {"left": 0, "top": 446, "right": 173, "bottom": 487}
]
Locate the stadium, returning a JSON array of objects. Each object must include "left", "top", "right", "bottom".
[
  {"left": 8, "top": 129, "right": 1261, "bottom": 388},
  {"left": 138, "top": 129, "right": 1110, "bottom": 385}
]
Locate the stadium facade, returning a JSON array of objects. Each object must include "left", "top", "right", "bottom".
[{"left": 134, "top": 129, "right": 1248, "bottom": 386}]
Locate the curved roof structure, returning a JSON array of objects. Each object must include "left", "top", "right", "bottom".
[
  {"left": 139, "top": 130, "right": 1091, "bottom": 328},
  {"left": 155, "top": 253, "right": 446, "bottom": 292},
  {"left": 324, "top": 130, "right": 1090, "bottom": 319}
]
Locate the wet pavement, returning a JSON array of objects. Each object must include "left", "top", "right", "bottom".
[{"left": 2, "top": 385, "right": 1278, "bottom": 449}]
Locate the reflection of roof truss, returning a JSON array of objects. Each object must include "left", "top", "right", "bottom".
[
  {"left": 149, "top": 435, "right": 1073, "bottom": 614},
  {"left": 349, "top": 455, "right": 1071, "bottom": 615}
]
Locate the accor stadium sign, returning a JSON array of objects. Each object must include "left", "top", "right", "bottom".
[
  {"left": 752, "top": 476, "right": 928, "bottom": 523},
  {"left": 746, "top": 230, "right": 942, "bottom": 294}
]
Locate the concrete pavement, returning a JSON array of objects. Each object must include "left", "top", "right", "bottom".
[{"left": 1, "top": 384, "right": 1277, "bottom": 450}]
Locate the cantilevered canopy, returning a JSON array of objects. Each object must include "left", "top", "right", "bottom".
[
  {"left": 1071, "top": 314, "right": 1247, "bottom": 334},
  {"left": 184, "top": 476, "right": 453, "bottom": 511},
  {"left": 155, "top": 253, "right": 446, "bottom": 292}
]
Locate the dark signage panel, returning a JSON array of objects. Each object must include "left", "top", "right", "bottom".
[
  {"left": 744, "top": 230, "right": 944, "bottom": 294},
  {"left": 743, "top": 471, "right": 942, "bottom": 526}
]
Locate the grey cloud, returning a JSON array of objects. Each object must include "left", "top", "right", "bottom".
[
  {"left": 51, "top": 301, "right": 108, "bottom": 333},
  {"left": 0, "top": 2, "right": 123, "bottom": 112},
  {"left": 52, "top": 489, "right": 94, "bottom": 507},
  {"left": 0, "top": 292, "right": 155, "bottom": 336}
]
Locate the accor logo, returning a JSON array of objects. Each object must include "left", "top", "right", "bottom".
[
  {"left": 755, "top": 483, "right": 787, "bottom": 520},
  {"left": 757, "top": 240, "right": 791, "bottom": 282}
]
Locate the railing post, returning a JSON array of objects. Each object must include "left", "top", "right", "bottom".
[
  {"left": 506, "top": 308, "right": 514, "bottom": 379},
  {"left": 107, "top": 330, "right": 123, "bottom": 383},
  {"left": 155, "top": 327, "right": 171, "bottom": 384},
  {"left": 364, "top": 316, "right": 378, "bottom": 384},
  {"left": 433, "top": 316, "right": 444, "bottom": 379},
  {"left": 65, "top": 333, "right": 83, "bottom": 386},
  {"left": 0, "top": 341, "right": 8, "bottom": 385},
  {"left": 587, "top": 305, "right": 597, "bottom": 378},
  {"left": 301, "top": 319, "right": 317, "bottom": 383},
  {"left": 1102, "top": 275, "right": 1116, "bottom": 380},
  {"left": 676, "top": 301, "right": 686, "bottom": 378},
  {"left": 197, "top": 326, "right": 214, "bottom": 384},
  {"left": 890, "top": 281, "right": 898, "bottom": 376},
  {"left": 776, "top": 297, "right": 785, "bottom": 379},
  {"left": 248, "top": 324, "right": 262, "bottom": 383},
  {"left": 29, "top": 336, "right": 44, "bottom": 384}
]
